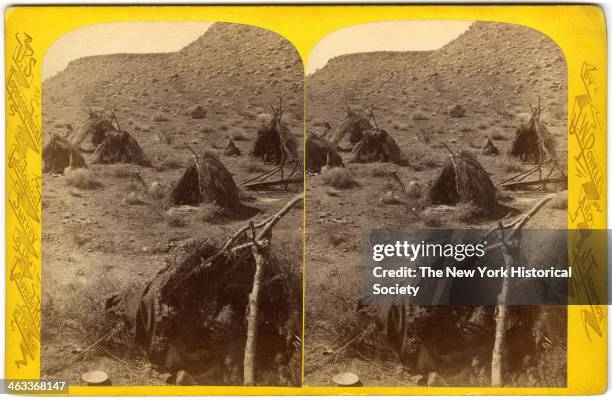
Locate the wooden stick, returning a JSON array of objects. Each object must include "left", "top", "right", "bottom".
[
  {"left": 255, "top": 194, "right": 303, "bottom": 242},
  {"left": 184, "top": 143, "right": 205, "bottom": 199},
  {"left": 241, "top": 160, "right": 294, "bottom": 185},
  {"left": 498, "top": 159, "right": 552, "bottom": 185},
  {"left": 243, "top": 178, "right": 302, "bottom": 191},
  {"left": 243, "top": 243, "right": 267, "bottom": 385},
  {"left": 489, "top": 194, "right": 553, "bottom": 386},
  {"left": 501, "top": 178, "right": 566, "bottom": 190},
  {"left": 243, "top": 193, "right": 303, "bottom": 385}
]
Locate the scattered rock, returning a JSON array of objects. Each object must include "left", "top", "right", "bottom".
[
  {"left": 188, "top": 105, "right": 206, "bottom": 119},
  {"left": 448, "top": 104, "right": 466, "bottom": 118},
  {"left": 380, "top": 190, "right": 401, "bottom": 205}
]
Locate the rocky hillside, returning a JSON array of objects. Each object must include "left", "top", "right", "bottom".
[
  {"left": 307, "top": 51, "right": 431, "bottom": 105},
  {"left": 307, "top": 21, "right": 567, "bottom": 129},
  {"left": 43, "top": 22, "right": 303, "bottom": 138}
]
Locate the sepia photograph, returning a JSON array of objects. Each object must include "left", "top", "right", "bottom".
[
  {"left": 40, "top": 21, "right": 304, "bottom": 386},
  {"left": 304, "top": 20, "right": 568, "bottom": 387}
]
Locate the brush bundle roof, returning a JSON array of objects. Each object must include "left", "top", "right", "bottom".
[
  {"left": 429, "top": 150, "right": 500, "bottom": 213},
  {"left": 104, "top": 237, "right": 297, "bottom": 381},
  {"left": 251, "top": 101, "right": 298, "bottom": 165},
  {"left": 509, "top": 102, "right": 557, "bottom": 164},
  {"left": 42, "top": 134, "right": 87, "bottom": 174},
  {"left": 324, "top": 106, "right": 373, "bottom": 147},
  {"left": 170, "top": 150, "right": 242, "bottom": 209},
  {"left": 306, "top": 134, "right": 344, "bottom": 173}
]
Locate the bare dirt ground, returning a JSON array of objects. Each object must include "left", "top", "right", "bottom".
[
  {"left": 41, "top": 23, "right": 304, "bottom": 385},
  {"left": 304, "top": 22, "right": 568, "bottom": 387}
]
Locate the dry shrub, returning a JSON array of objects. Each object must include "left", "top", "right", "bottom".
[
  {"left": 159, "top": 130, "right": 176, "bottom": 145},
  {"left": 423, "top": 212, "right": 445, "bottom": 227},
  {"left": 165, "top": 212, "right": 187, "bottom": 227},
  {"left": 110, "top": 164, "right": 137, "bottom": 178},
  {"left": 327, "top": 229, "right": 350, "bottom": 248},
  {"left": 42, "top": 273, "right": 133, "bottom": 354},
  {"left": 417, "top": 128, "right": 433, "bottom": 144},
  {"left": 501, "top": 159, "right": 523, "bottom": 173},
  {"left": 161, "top": 157, "right": 183, "bottom": 170},
  {"left": 411, "top": 110, "right": 428, "bottom": 121},
  {"left": 368, "top": 165, "right": 391, "bottom": 177},
  {"left": 65, "top": 169, "right": 102, "bottom": 189},
  {"left": 149, "top": 182, "right": 165, "bottom": 200},
  {"left": 244, "top": 157, "right": 267, "bottom": 173},
  {"left": 456, "top": 204, "right": 484, "bottom": 223},
  {"left": 321, "top": 167, "right": 359, "bottom": 189},
  {"left": 489, "top": 128, "right": 507, "bottom": 140},
  {"left": 550, "top": 192, "right": 568, "bottom": 209},
  {"left": 256, "top": 113, "right": 273, "bottom": 125},
  {"left": 231, "top": 128, "right": 249, "bottom": 141},
  {"left": 200, "top": 203, "right": 226, "bottom": 223},
  {"left": 408, "top": 147, "right": 442, "bottom": 171},
  {"left": 152, "top": 112, "right": 170, "bottom": 122}
]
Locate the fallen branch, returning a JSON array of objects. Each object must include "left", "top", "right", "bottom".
[
  {"left": 501, "top": 178, "right": 566, "bottom": 191},
  {"left": 243, "top": 178, "right": 302, "bottom": 191}
]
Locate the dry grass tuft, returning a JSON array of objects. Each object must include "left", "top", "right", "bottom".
[
  {"left": 321, "top": 167, "right": 359, "bottom": 189},
  {"left": 65, "top": 169, "right": 102, "bottom": 189},
  {"left": 501, "top": 159, "right": 523, "bottom": 173},
  {"left": 231, "top": 128, "right": 249, "bottom": 141},
  {"left": 244, "top": 157, "right": 267, "bottom": 173},
  {"left": 423, "top": 212, "right": 445, "bottom": 227},
  {"left": 550, "top": 191, "right": 568, "bottom": 209}
]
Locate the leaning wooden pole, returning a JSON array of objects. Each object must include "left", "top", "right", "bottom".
[
  {"left": 488, "top": 194, "right": 553, "bottom": 386},
  {"left": 491, "top": 242, "right": 512, "bottom": 387},
  {"left": 243, "top": 194, "right": 304, "bottom": 385},
  {"left": 244, "top": 242, "right": 267, "bottom": 386}
]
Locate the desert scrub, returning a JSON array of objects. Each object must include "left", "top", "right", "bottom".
[
  {"left": 244, "top": 157, "right": 267, "bottom": 173},
  {"left": 501, "top": 159, "right": 523, "bottom": 173},
  {"left": 366, "top": 163, "right": 391, "bottom": 178},
  {"left": 231, "top": 128, "right": 249, "bottom": 141},
  {"left": 42, "top": 273, "right": 134, "bottom": 354},
  {"left": 158, "top": 129, "right": 176, "bottom": 145},
  {"left": 321, "top": 167, "right": 359, "bottom": 189},
  {"left": 411, "top": 110, "right": 428, "bottom": 121},
  {"left": 65, "top": 169, "right": 102, "bottom": 189},
  {"left": 200, "top": 203, "right": 226, "bottom": 223},
  {"left": 110, "top": 164, "right": 136, "bottom": 178},
  {"left": 423, "top": 212, "right": 445, "bottom": 227},
  {"left": 165, "top": 212, "right": 187, "bottom": 227},
  {"left": 417, "top": 128, "right": 433, "bottom": 144},
  {"left": 549, "top": 191, "right": 568, "bottom": 209},
  {"left": 161, "top": 157, "right": 183, "bottom": 170},
  {"left": 489, "top": 128, "right": 507, "bottom": 140}
]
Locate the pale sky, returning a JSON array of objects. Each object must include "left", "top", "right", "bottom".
[
  {"left": 43, "top": 21, "right": 213, "bottom": 80},
  {"left": 306, "top": 20, "right": 473, "bottom": 75}
]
